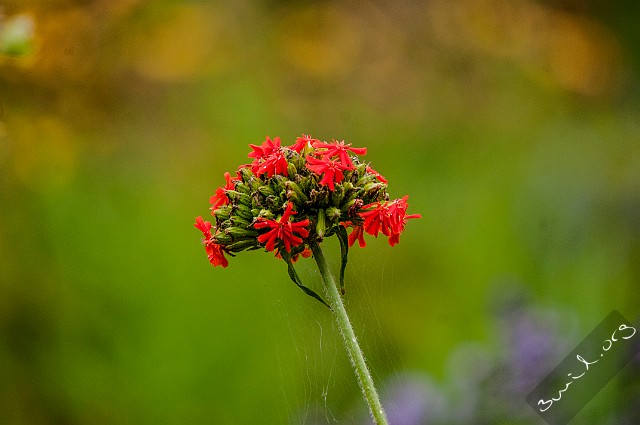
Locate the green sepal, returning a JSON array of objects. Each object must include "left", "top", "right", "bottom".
[
  {"left": 286, "top": 181, "right": 309, "bottom": 202},
  {"left": 258, "top": 185, "right": 275, "bottom": 197},
  {"left": 213, "top": 206, "right": 231, "bottom": 221},
  {"left": 224, "top": 227, "right": 258, "bottom": 238},
  {"left": 325, "top": 207, "right": 341, "bottom": 223},
  {"left": 280, "top": 250, "right": 331, "bottom": 310},
  {"left": 235, "top": 182, "right": 251, "bottom": 194},
  {"left": 225, "top": 239, "right": 258, "bottom": 252},
  {"left": 287, "top": 161, "right": 297, "bottom": 176},
  {"left": 335, "top": 225, "right": 349, "bottom": 295},
  {"left": 316, "top": 208, "right": 326, "bottom": 239}
]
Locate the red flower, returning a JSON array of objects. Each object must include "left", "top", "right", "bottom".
[
  {"left": 366, "top": 165, "right": 388, "bottom": 184},
  {"left": 194, "top": 216, "right": 229, "bottom": 267},
  {"left": 313, "top": 139, "right": 367, "bottom": 169},
  {"left": 209, "top": 172, "right": 240, "bottom": 212},
  {"left": 248, "top": 136, "right": 288, "bottom": 178},
  {"left": 290, "top": 134, "right": 319, "bottom": 153},
  {"left": 359, "top": 196, "right": 421, "bottom": 246},
  {"left": 254, "top": 202, "right": 310, "bottom": 252},
  {"left": 306, "top": 155, "right": 350, "bottom": 191},
  {"left": 347, "top": 224, "right": 367, "bottom": 248}
]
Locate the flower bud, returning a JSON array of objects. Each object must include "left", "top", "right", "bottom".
[
  {"left": 250, "top": 177, "right": 263, "bottom": 192},
  {"left": 231, "top": 216, "right": 251, "bottom": 228},
  {"left": 213, "top": 206, "right": 231, "bottom": 221},
  {"left": 235, "top": 181, "right": 251, "bottom": 194},
  {"left": 234, "top": 204, "right": 254, "bottom": 221},
  {"left": 259, "top": 185, "right": 275, "bottom": 197},
  {"left": 226, "top": 239, "right": 258, "bottom": 252},
  {"left": 292, "top": 153, "right": 306, "bottom": 171},
  {"left": 286, "top": 190, "right": 303, "bottom": 206},
  {"left": 226, "top": 190, "right": 252, "bottom": 206},
  {"left": 325, "top": 207, "right": 341, "bottom": 222},
  {"left": 363, "top": 182, "right": 385, "bottom": 197},
  {"left": 258, "top": 209, "right": 275, "bottom": 220},
  {"left": 287, "top": 161, "right": 297, "bottom": 176},
  {"left": 225, "top": 226, "right": 258, "bottom": 239},
  {"left": 238, "top": 166, "right": 253, "bottom": 181},
  {"left": 273, "top": 175, "right": 287, "bottom": 192},
  {"left": 285, "top": 181, "right": 309, "bottom": 202},
  {"left": 213, "top": 233, "right": 233, "bottom": 244},
  {"left": 331, "top": 184, "right": 345, "bottom": 205}
]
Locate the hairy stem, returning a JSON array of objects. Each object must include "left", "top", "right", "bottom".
[{"left": 310, "top": 241, "right": 389, "bottom": 425}]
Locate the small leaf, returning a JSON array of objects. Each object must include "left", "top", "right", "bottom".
[
  {"left": 281, "top": 251, "right": 331, "bottom": 310},
  {"left": 336, "top": 225, "right": 349, "bottom": 295}
]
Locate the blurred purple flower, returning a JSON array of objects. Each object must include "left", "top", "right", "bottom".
[{"left": 360, "top": 372, "right": 447, "bottom": 425}]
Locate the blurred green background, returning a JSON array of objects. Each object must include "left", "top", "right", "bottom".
[{"left": 1, "top": 0, "right": 639, "bottom": 424}]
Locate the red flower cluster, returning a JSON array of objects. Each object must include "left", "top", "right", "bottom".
[
  {"left": 209, "top": 171, "right": 239, "bottom": 212},
  {"left": 313, "top": 139, "right": 367, "bottom": 169},
  {"left": 195, "top": 134, "right": 421, "bottom": 268},
  {"left": 305, "top": 139, "right": 367, "bottom": 191},
  {"left": 349, "top": 196, "right": 421, "bottom": 247},
  {"left": 254, "top": 202, "right": 310, "bottom": 252},
  {"left": 306, "top": 156, "right": 350, "bottom": 191},
  {"left": 194, "top": 216, "right": 229, "bottom": 267},
  {"left": 249, "top": 136, "right": 288, "bottom": 178}
]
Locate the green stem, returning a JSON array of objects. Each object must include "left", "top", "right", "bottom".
[{"left": 310, "top": 241, "right": 389, "bottom": 425}]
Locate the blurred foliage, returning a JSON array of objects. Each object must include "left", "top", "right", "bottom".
[{"left": 0, "top": 0, "right": 638, "bottom": 424}]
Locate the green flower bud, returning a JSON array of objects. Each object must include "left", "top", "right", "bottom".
[
  {"left": 235, "top": 181, "right": 251, "bottom": 194},
  {"left": 287, "top": 161, "right": 297, "bottom": 176},
  {"left": 258, "top": 209, "right": 275, "bottom": 220},
  {"left": 213, "top": 206, "right": 231, "bottom": 221},
  {"left": 226, "top": 239, "right": 258, "bottom": 252},
  {"left": 286, "top": 190, "right": 303, "bottom": 206},
  {"left": 250, "top": 177, "right": 263, "bottom": 192},
  {"left": 231, "top": 216, "right": 252, "bottom": 228},
  {"left": 326, "top": 207, "right": 342, "bottom": 222},
  {"left": 363, "top": 182, "right": 384, "bottom": 197},
  {"left": 273, "top": 175, "right": 287, "bottom": 192},
  {"left": 238, "top": 166, "right": 253, "bottom": 181},
  {"left": 292, "top": 153, "right": 306, "bottom": 171},
  {"left": 259, "top": 185, "right": 275, "bottom": 197},
  {"left": 285, "top": 181, "right": 309, "bottom": 203},
  {"left": 331, "top": 184, "right": 345, "bottom": 205},
  {"left": 226, "top": 190, "right": 252, "bottom": 206},
  {"left": 234, "top": 204, "right": 254, "bottom": 221},
  {"left": 213, "top": 233, "right": 233, "bottom": 244},
  {"left": 225, "top": 227, "right": 258, "bottom": 239}
]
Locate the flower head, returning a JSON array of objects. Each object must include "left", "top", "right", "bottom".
[
  {"left": 254, "top": 202, "right": 310, "bottom": 252},
  {"left": 196, "top": 134, "right": 420, "bottom": 271},
  {"left": 194, "top": 216, "right": 229, "bottom": 267}
]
